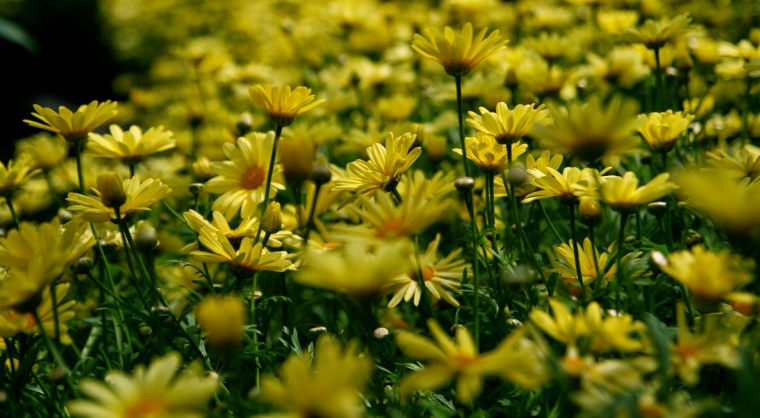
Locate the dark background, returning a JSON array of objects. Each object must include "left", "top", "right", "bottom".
[{"left": 0, "top": 0, "right": 122, "bottom": 158}]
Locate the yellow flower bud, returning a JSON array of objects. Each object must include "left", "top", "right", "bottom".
[
  {"left": 261, "top": 202, "right": 282, "bottom": 234},
  {"left": 579, "top": 199, "right": 602, "bottom": 226},
  {"left": 192, "top": 157, "right": 213, "bottom": 181},
  {"left": 96, "top": 173, "right": 126, "bottom": 209},
  {"left": 195, "top": 295, "right": 246, "bottom": 350},
  {"left": 279, "top": 138, "right": 314, "bottom": 187}
]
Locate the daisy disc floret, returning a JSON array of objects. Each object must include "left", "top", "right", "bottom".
[
  {"left": 66, "top": 175, "right": 172, "bottom": 223},
  {"left": 467, "top": 102, "right": 553, "bottom": 145},
  {"left": 412, "top": 23, "right": 508, "bottom": 77},
  {"left": 86, "top": 124, "right": 176, "bottom": 164},
  {"left": 24, "top": 100, "right": 118, "bottom": 145},
  {"left": 249, "top": 84, "right": 325, "bottom": 127},
  {"left": 67, "top": 352, "right": 218, "bottom": 418}
]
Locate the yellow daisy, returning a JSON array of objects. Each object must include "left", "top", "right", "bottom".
[
  {"left": 522, "top": 166, "right": 601, "bottom": 205},
  {"left": 412, "top": 23, "right": 508, "bottom": 77},
  {"left": 190, "top": 227, "right": 295, "bottom": 279},
  {"left": 530, "top": 96, "right": 640, "bottom": 164},
  {"left": 385, "top": 234, "right": 470, "bottom": 308},
  {"left": 204, "top": 133, "right": 284, "bottom": 220},
  {"left": 86, "top": 124, "right": 176, "bottom": 164},
  {"left": 453, "top": 132, "right": 527, "bottom": 174},
  {"left": 0, "top": 283, "right": 76, "bottom": 344},
  {"left": 66, "top": 175, "right": 172, "bottom": 223},
  {"left": 622, "top": 13, "right": 691, "bottom": 49},
  {"left": 466, "top": 102, "right": 553, "bottom": 145},
  {"left": 249, "top": 84, "right": 325, "bottom": 127},
  {"left": 333, "top": 132, "right": 421, "bottom": 207},
  {"left": 637, "top": 111, "right": 694, "bottom": 152},
  {"left": 0, "top": 155, "right": 38, "bottom": 198},
  {"left": 24, "top": 100, "right": 118, "bottom": 145},
  {"left": 15, "top": 133, "right": 69, "bottom": 171},
  {"left": 181, "top": 210, "right": 291, "bottom": 252},
  {"left": 552, "top": 238, "right": 616, "bottom": 286},
  {"left": 194, "top": 295, "right": 246, "bottom": 349},
  {"left": 397, "top": 320, "right": 548, "bottom": 403},
  {"left": 257, "top": 335, "right": 372, "bottom": 418},
  {"left": 0, "top": 219, "right": 91, "bottom": 310},
  {"left": 67, "top": 352, "right": 218, "bottom": 418},
  {"left": 705, "top": 144, "right": 760, "bottom": 182},
  {"left": 599, "top": 172, "right": 678, "bottom": 213}
]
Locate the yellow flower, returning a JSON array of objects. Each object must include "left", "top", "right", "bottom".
[
  {"left": 15, "top": 133, "right": 68, "bottom": 171},
  {"left": 333, "top": 132, "right": 421, "bottom": 207},
  {"left": 600, "top": 172, "right": 678, "bottom": 213},
  {"left": 190, "top": 227, "right": 295, "bottom": 279},
  {"left": 249, "top": 84, "right": 325, "bottom": 127},
  {"left": 552, "top": 238, "right": 615, "bottom": 286},
  {"left": 637, "top": 111, "right": 694, "bottom": 152},
  {"left": 86, "top": 124, "right": 176, "bottom": 164},
  {"left": 453, "top": 132, "right": 527, "bottom": 174},
  {"left": 205, "top": 133, "right": 284, "bottom": 220},
  {"left": 412, "top": 23, "right": 507, "bottom": 77},
  {"left": 385, "top": 234, "right": 470, "bottom": 308},
  {"left": 296, "top": 239, "right": 413, "bottom": 297},
  {"left": 579, "top": 47, "right": 651, "bottom": 89},
  {"left": 669, "top": 305, "right": 740, "bottom": 385},
  {"left": 0, "top": 219, "right": 91, "bottom": 310},
  {"left": 495, "top": 150, "right": 563, "bottom": 197},
  {"left": 0, "top": 283, "right": 76, "bottom": 344},
  {"left": 66, "top": 175, "right": 172, "bottom": 223},
  {"left": 257, "top": 335, "right": 372, "bottom": 418},
  {"left": 657, "top": 245, "right": 753, "bottom": 303},
  {"left": 530, "top": 96, "right": 640, "bottom": 164},
  {"left": 622, "top": 13, "right": 691, "bottom": 49},
  {"left": 529, "top": 299, "right": 589, "bottom": 348},
  {"left": 583, "top": 302, "right": 643, "bottom": 354},
  {"left": 0, "top": 156, "right": 38, "bottom": 197},
  {"left": 706, "top": 144, "right": 760, "bottom": 182},
  {"left": 522, "top": 166, "right": 601, "bottom": 205},
  {"left": 67, "top": 352, "right": 218, "bottom": 418},
  {"left": 24, "top": 100, "right": 118, "bottom": 145},
  {"left": 466, "top": 102, "right": 552, "bottom": 145},
  {"left": 182, "top": 210, "right": 291, "bottom": 252},
  {"left": 194, "top": 295, "right": 246, "bottom": 349},
  {"left": 597, "top": 9, "right": 638, "bottom": 35},
  {"left": 397, "top": 320, "right": 547, "bottom": 403}
]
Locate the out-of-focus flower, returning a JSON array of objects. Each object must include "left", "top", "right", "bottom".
[
  {"left": 86, "top": 124, "right": 176, "bottom": 164},
  {"left": 15, "top": 133, "right": 68, "bottom": 171},
  {"left": 0, "top": 283, "right": 76, "bottom": 344},
  {"left": 24, "top": 100, "right": 118, "bottom": 145},
  {"left": 622, "top": 13, "right": 691, "bottom": 49},
  {"left": 68, "top": 352, "right": 218, "bottom": 418},
  {"left": 249, "top": 84, "right": 324, "bottom": 127},
  {"left": 412, "top": 23, "right": 507, "bottom": 77},
  {"left": 194, "top": 295, "right": 246, "bottom": 349},
  {"left": 0, "top": 156, "right": 38, "bottom": 198}
]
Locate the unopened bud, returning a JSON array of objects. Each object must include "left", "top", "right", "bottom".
[
  {"left": 189, "top": 183, "right": 204, "bottom": 196},
  {"left": 373, "top": 327, "right": 390, "bottom": 339},
  {"left": 279, "top": 138, "right": 314, "bottom": 187},
  {"left": 647, "top": 201, "right": 667, "bottom": 218},
  {"left": 236, "top": 112, "right": 253, "bottom": 136},
  {"left": 579, "top": 199, "right": 602, "bottom": 226},
  {"left": 192, "top": 157, "right": 213, "bottom": 181},
  {"left": 309, "top": 326, "right": 327, "bottom": 334},
  {"left": 57, "top": 208, "right": 73, "bottom": 223},
  {"left": 410, "top": 124, "right": 425, "bottom": 148},
  {"left": 97, "top": 173, "right": 126, "bottom": 209},
  {"left": 507, "top": 165, "right": 527, "bottom": 186},
  {"left": 310, "top": 160, "right": 332, "bottom": 186},
  {"left": 135, "top": 221, "right": 158, "bottom": 251},
  {"left": 685, "top": 231, "right": 704, "bottom": 249},
  {"left": 72, "top": 257, "right": 94, "bottom": 275},
  {"left": 455, "top": 177, "right": 475, "bottom": 192},
  {"left": 261, "top": 202, "right": 282, "bottom": 234}
]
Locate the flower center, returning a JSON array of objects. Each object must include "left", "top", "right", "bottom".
[
  {"left": 241, "top": 166, "right": 266, "bottom": 190},
  {"left": 450, "top": 354, "right": 479, "bottom": 367},
  {"left": 420, "top": 266, "right": 435, "bottom": 282},
  {"left": 376, "top": 218, "right": 406, "bottom": 238},
  {"left": 125, "top": 399, "right": 165, "bottom": 418}
]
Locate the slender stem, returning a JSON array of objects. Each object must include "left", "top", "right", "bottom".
[
  {"left": 129, "top": 163, "right": 135, "bottom": 178},
  {"left": 33, "top": 309, "right": 71, "bottom": 377},
  {"left": 589, "top": 225, "right": 602, "bottom": 294},
  {"left": 414, "top": 235, "right": 437, "bottom": 320},
  {"left": 5, "top": 195, "right": 20, "bottom": 228},
  {"left": 615, "top": 213, "right": 628, "bottom": 312},
  {"left": 568, "top": 204, "right": 586, "bottom": 303},
  {"left": 75, "top": 142, "right": 86, "bottom": 194},
  {"left": 250, "top": 274, "right": 261, "bottom": 388},
  {"left": 463, "top": 190, "right": 481, "bottom": 349},
  {"left": 539, "top": 200, "right": 564, "bottom": 243},
  {"left": 303, "top": 184, "right": 322, "bottom": 248},
  {"left": 502, "top": 170, "right": 548, "bottom": 285},
  {"left": 635, "top": 208, "right": 642, "bottom": 242},
  {"left": 455, "top": 75, "right": 471, "bottom": 177},
  {"left": 391, "top": 188, "right": 402, "bottom": 204},
  {"left": 3, "top": 337, "right": 16, "bottom": 375},
  {"left": 742, "top": 77, "right": 752, "bottom": 146},
  {"left": 255, "top": 125, "right": 283, "bottom": 244},
  {"left": 654, "top": 47, "right": 665, "bottom": 111}
]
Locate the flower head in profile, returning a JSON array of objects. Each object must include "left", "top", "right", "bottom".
[
  {"left": 385, "top": 234, "right": 470, "bottom": 308},
  {"left": 412, "top": 23, "right": 508, "bottom": 77},
  {"left": 67, "top": 352, "right": 218, "bottom": 418},
  {"left": 0, "top": 283, "right": 76, "bottom": 344},
  {"left": 249, "top": 84, "right": 325, "bottom": 127},
  {"left": 181, "top": 210, "right": 290, "bottom": 252},
  {"left": 24, "top": 100, "right": 118, "bottom": 145},
  {"left": 522, "top": 166, "right": 602, "bottom": 206},
  {"left": 453, "top": 132, "right": 527, "bottom": 174},
  {"left": 656, "top": 245, "right": 753, "bottom": 304},
  {"left": 637, "top": 111, "right": 693, "bottom": 152},
  {"left": 333, "top": 132, "right": 421, "bottom": 207},
  {"left": 0, "top": 155, "right": 38, "bottom": 197},
  {"left": 599, "top": 172, "right": 678, "bottom": 213},
  {"left": 86, "top": 124, "right": 176, "bottom": 164},
  {"left": 205, "top": 132, "right": 284, "bottom": 220},
  {"left": 67, "top": 175, "right": 172, "bottom": 223},
  {"left": 190, "top": 227, "right": 295, "bottom": 279},
  {"left": 622, "top": 13, "right": 692, "bottom": 49},
  {"left": 530, "top": 96, "right": 640, "bottom": 164},
  {"left": 194, "top": 295, "right": 246, "bottom": 350},
  {"left": 397, "top": 320, "right": 548, "bottom": 403},
  {"left": 15, "top": 133, "right": 68, "bottom": 171},
  {"left": 467, "top": 102, "right": 553, "bottom": 145},
  {"left": 0, "top": 219, "right": 91, "bottom": 310},
  {"left": 257, "top": 335, "right": 372, "bottom": 418}
]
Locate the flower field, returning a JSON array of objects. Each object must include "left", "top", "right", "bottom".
[{"left": 2, "top": 0, "right": 760, "bottom": 416}]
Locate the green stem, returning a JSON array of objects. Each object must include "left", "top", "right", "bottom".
[
  {"left": 255, "top": 125, "right": 283, "bottom": 244},
  {"left": 250, "top": 274, "right": 261, "bottom": 388},
  {"left": 32, "top": 309, "right": 73, "bottom": 385},
  {"left": 75, "top": 142, "right": 86, "bottom": 194},
  {"left": 742, "top": 77, "right": 752, "bottom": 145},
  {"left": 5, "top": 195, "right": 20, "bottom": 228},
  {"left": 129, "top": 163, "right": 135, "bottom": 178},
  {"left": 615, "top": 213, "right": 629, "bottom": 312},
  {"left": 568, "top": 204, "right": 586, "bottom": 303},
  {"left": 463, "top": 189, "right": 481, "bottom": 349},
  {"left": 589, "top": 225, "right": 603, "bottom": 294},
  {"left": 455, "top": 75, "right": 471, "bottom": 177},
  {"left": 3, "top": 337, "right": 16, "bottom": 376},
  {"left": 303, "top": 184, "right": 322, "bottom": 248},
  {"left": 539, "top": 200, "right": 564, "bottom": 243},
  {"left": 654, "top": 47, "right": 665, "bottom": 111},
  {"left": 391, "top": 188, "right": 402, "bottom": 204},
  {"left": 635, "top": 208, "right": 642, "bottom": 242},
  {"left": 414, "top": 235, "right": 437, "bottom": 320}
]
